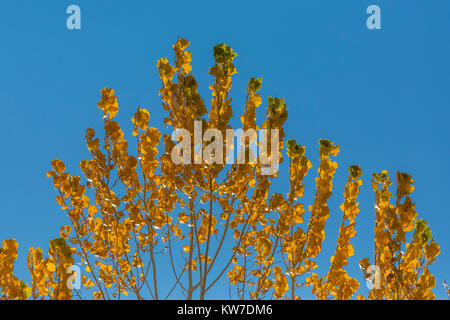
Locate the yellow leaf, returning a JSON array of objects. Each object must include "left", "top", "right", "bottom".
[
  {"left": 84, "top": 279, "right": 95, "bottom": 288},
  {"left": 46, "top": 262, "right": 56, "bottom": 272}
]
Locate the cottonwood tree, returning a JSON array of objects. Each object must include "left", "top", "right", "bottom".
[{"left": 0, "top": 39, "right": 440, "bottom": 300}]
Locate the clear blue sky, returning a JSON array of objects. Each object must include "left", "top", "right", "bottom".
[{"left": 0, "top": 0, "right": 449, "bottom": 299}]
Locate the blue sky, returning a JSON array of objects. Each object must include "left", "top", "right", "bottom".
[{"left": 0, "top": 0, "right": 449, "bottom": 299}]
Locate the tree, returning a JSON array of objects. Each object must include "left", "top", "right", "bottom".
[{"left": 0, "top": 38, "right": 440, "bottom": 300}]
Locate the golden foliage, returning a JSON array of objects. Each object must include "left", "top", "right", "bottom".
[{"left": 0, "top": 38, "right": 440, "bottom": 300}]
